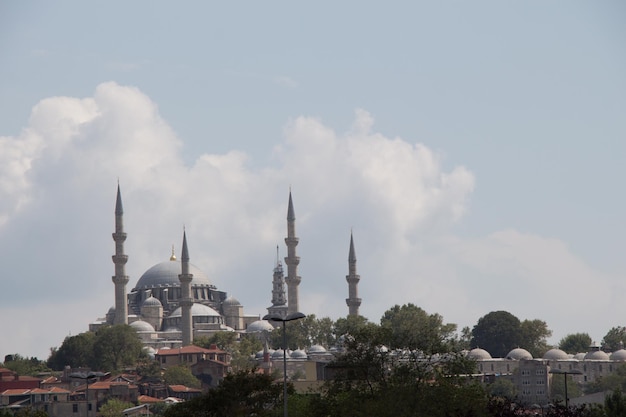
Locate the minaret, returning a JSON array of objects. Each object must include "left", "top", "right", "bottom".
[
  {"left": 284, "top": 191, "right": 301, "bottom": 315},
  {"left": 267, "top": 246, "right": 288, "bottom": 318},
  {"left": 345, "top": 231, "right": 361, "bottom": 317},
  {"left": 111, "top": 184, "right": 129, "bottom": 325},
  {"left": 178, "top": 230, "right": 194, "bottom": 346}
]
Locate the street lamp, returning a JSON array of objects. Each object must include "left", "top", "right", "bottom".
[
  {"left": 70, "top": 371, "right": 106, "bottom": 417},
  {"left": 549, "top": 368, "right": 582, "bottom": 408},
  {"left": 263, "top": 312, "right": 306, "bottom": 417}
]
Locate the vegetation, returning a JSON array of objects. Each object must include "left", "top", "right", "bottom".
[
  {"left": 603, "top": 327, "right": 626, "bottom": 352},
  {"left": 47, "top": 324, "right": 146, "bottom": 372},
  {"left": 1, "top": 354, "right": 50, "bottom": 376},
  {"left": 163, "top": 365, "right": 201, "bottom": 388},
  {"left": 471, "top": 311, "right": 551, "bottom": 358},
  {"left": 560, "top": 333, "right": 593, "bottom": 354},
  {"left": 99, "top": 398, "right": 135, "bottom": 417}
]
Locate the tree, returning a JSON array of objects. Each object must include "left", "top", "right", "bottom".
[
  {"left": 92, "top": 325, "right": 146, "bottom": 371},
  {"left": 196, "top": 331, "right": 262, "bottom": 371},
  {"left": 163, "top": 365, "right": 201, "bottom": 388},
  {"left": 519, "top": 319, "right": 552, "bottom": 357},
  {"left": 471, "top": 311, "right": 522, "bottom": 358},
  {"left": 99, "top": 398, "right": 135, "bottom": 417},
  {"left": 2, "top": 354, "right": 50, "bottom": 376},
  {"left": 487, "top": 378, "right": 517, "bottom": 400},
  {"left": 47, "top": 332, "right": 96, "bottom": 370},
  {"left": 380, "top": 303, "right": 457, "bottom": 354},
  {"left": 603, "top": 327, "right": 626, "bottom": 352},
  {"left": 163, "top": 371, "right": 282, "bottom": 417},
  {"left": 551, "top": 373, "right": 582, "bottom": 403},
  {"left": 605, "top": 388, "right": 626, "bottom": 417},
  {"left": 559, "top": 333, "right": 592, "bottom": 354}
]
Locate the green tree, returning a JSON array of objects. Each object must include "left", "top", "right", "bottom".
[
  {"left": 196, "top": 331, "right": 261, "bottom": 371},
  {"left": 163, "top": 371, "right": 282, "bottom": 417},
  {"left": 334, "top": 314, "right": 370, "bottom": 339},
  {"left": 519, "top": 319, "right": 552, "bottom": 358},
  {"left": 604, "top": 327, "right": 626, "bottom": 352},
  {"left": 471, "top": 311, "right": 522, "bottom": 358},
  {"left": 605, "top": 388, "right": 626, "bottom": 417},
  {"left": 559, "top": 333, "right": 592, "bottom": 354},
  {"left": 551, "top": 372, "right": 582, "bottom": 403},
  {"left": 2, "top": 354, "right": 50, "bottom": 376},
  {"left": 487, "top": 378, "right": 517, "bottom": 400},
  {"left": 163, "top": 365, "right": 201, "bottom": 388},
  {"left": 380, "top": 303, "right": 457, "bottom": 354},
  {"left": 92, "top": 325, "right": 146, "bottom": 371},
  {"left": 47, "top": 332, "right": 96, "bottom": 370},
  {"left": 99, "top": 398, "right": 135, "bottom": 417}
]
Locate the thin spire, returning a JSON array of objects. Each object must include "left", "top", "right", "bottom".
[
  {"left": 115, "top": 184, "right": 124, "bottom": 215},
  {"left": 276, "top": 245, "right": 280, "bottom": 266},
  {"left": 170, "top": 244, "right": 177, "bottom": 261},
  {"left": 181, "top": 230, "right": 189, "bottom": 262},
  {"left": 349, "top": 230, "right": 357, "bottom": 263},
  {"left": 287, "top": 190, "right": 296, "bottom": 221}
]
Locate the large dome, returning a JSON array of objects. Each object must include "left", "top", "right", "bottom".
[
  {"left": 134, "top": 260, "right": 211, "bottom": 290},
  {"left": 468, "top": 348, "right": 492, "bottom": 360}
]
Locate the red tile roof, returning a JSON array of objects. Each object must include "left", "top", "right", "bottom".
[
  {"left": 156, "top": 345, "right": 226, "bottom": 356},
  {"left": 168, "top": 385, "right": 201, "bottom": 393}
]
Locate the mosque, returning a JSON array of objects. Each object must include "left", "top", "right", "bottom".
[{"left": 90, "top": 185, "right": 362, "bottom": 351}]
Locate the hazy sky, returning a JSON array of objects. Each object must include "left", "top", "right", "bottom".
[{"left": 1, "top": 2, "right": 625, "bottom": 360}]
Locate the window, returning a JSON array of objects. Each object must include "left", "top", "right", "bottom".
[
  {"left": 536, "top": 379, "right": 545, "bottom": 385},
  {"left": 73, "top": 404, "right": 78, "bottom": 413},
  {"left": 536, "top": 369, "right": 545, "bottom": 375}
]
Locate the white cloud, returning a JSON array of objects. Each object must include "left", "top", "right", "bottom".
[
  {"left": 273, "top": 75, "right": 298, "bottom": 89},
  {"left": 0, "top": 82, "right": 615, "bottom": 360}
]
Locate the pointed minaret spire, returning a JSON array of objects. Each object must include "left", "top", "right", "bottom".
[
  {"left": 178, "top": 229, "right": 194, "bottom": 346},
  {"left": 112, "top": 184, "right": 129, "bottom": 325},
  {"left": 346, "top": 230, "right": 362, "bottom": 317},
  {"left": 287, "top": 189, "right": 296, "bottom": 221},
  {"left": 284, "top": 190, "right": 301, "bottom": 314},
  {"left": 268, "top": 245, "right": 287, "bottom": 318}
]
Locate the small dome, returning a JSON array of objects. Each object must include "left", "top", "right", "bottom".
[
  {"left": 143, "top": 346, "right": 157, "bottom": 358},
  {"left": 468, "top": 348, "right": 492, "bottom": 360},
  {"left": 309, "top": 345, "right": 327, "bottom": 353},
  {"left": 246, "top": 320, "right": 275, "bottom": 333},
  {"left": 142, "top": 296, "right": 162, "bottom": 308},
  {"left": 223, "top": 296, "right": 241, "bottom": 306},
  {"left": 584, "top": 350, "right": 610, "bottom": 360},
  {"left": 291, "top": 349, "right": 307, "bottom": 359},
  {"left": 611, "top": 350, "right": 626, "bottom": 361},
  {"left": 543, "top": 348, "right": 569, "bottom": 360},
  {"left": 506, "top": 348, "right": 533, "bottom": 360},
  {"left": 130, "top": 320, "right": 155, "bottom": 332},
  {"left": 169, "top": 303, "right": 221, "bottom": 318},
  {"left": 272, "top": 349, "right": 290, "bottom": 359},
  {"left": 574, "top": 352, "right": 586, "bottom": 360}
]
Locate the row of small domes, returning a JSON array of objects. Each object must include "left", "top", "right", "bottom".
[{"left": 468, "top": 347, "right": 626, "bottom": 361}]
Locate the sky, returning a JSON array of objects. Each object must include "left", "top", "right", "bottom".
[{"left": 1, "top": 1, "right": 625, "bottom": 361}]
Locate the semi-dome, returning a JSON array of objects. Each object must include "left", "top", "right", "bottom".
[
  {"left": 610, "top": 350, "right": 626, "bottom": 361},
  {"left": 543, "top": 348, "right": 569, "bottom": 360},
  {"left": 468, "top": 348, "right": 492, "bottom": 360},
  {"left": 130, "top": 320, "right": 155, "bottom": 332},
  {"left": 584, "top": 350, "right": 610, "bottom": 360},
  {"left": 506, "top": 348, "right": 533, "bottom": 360},
  {"left": 142, "top": 296, "right": 162, "bottom": 308},
  {"left": 246, "top": 320, "right": 274, "bottom": 333},
  {"left": 169, "top": 303, "right": 221, "bottom": 318},
  {"left": 134, "top": 260, "right": 211, "bottom": 290}
]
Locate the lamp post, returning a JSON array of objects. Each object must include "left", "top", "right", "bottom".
[
  {"left": 70, "top": 371, "right": 106, "bottom": 417},
  {"left": 263, "top": 312, "right": 306, "bottom": 417},
  {"left": 549, "top": 368, "right": 582, "bottom": 408}
]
